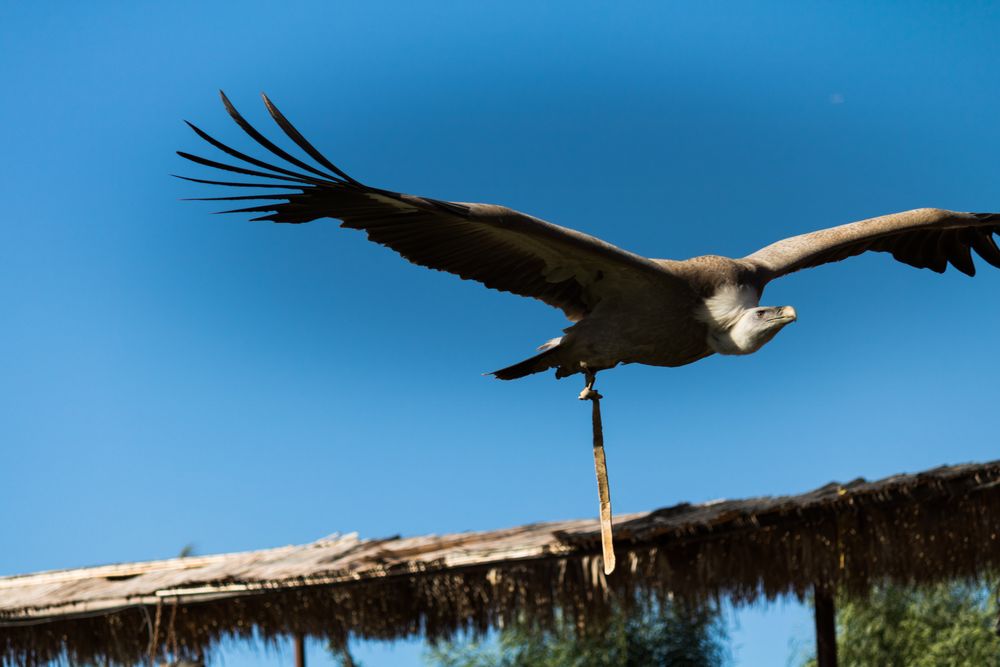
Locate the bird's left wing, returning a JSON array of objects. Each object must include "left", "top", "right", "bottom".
[
  {"left": 744, "top": 208, "right": 1000, "bottom": 285},
  {"left": 178, "top": 93, "right": 683, "bottom": 321}
]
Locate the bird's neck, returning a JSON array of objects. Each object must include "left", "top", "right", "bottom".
[
  {"left": 697, "top": 284, "right": 762, "bottom": 355},
  {"left": 697, "top": 284, "right": 759, "bottom": 329}
]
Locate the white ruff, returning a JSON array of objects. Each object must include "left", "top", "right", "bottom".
[{"left": 696, "top": 284, "right": 759, "bottom": 329}]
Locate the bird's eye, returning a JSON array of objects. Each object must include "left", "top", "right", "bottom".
[{"left": 755, "top": 310, "right": 766, "bottom": 319}]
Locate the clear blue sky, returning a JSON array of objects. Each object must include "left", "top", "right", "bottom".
[{"left": 3, "top": 2, "right": 1000, "bottom": 665}]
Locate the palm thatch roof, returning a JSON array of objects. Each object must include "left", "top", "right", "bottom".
[{"left": 4, "top": 460, "right": 1000, "bottom": 665}]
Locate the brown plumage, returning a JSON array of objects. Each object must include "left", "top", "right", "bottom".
[
  {"left": 746, "top": 207, "right": 1000, "bottom": 279},
  {"left": 179, "top": 93, "right": 1000, "bottom": 382}
]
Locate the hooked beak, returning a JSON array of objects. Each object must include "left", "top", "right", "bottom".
[{"left": 772, "top": 306, "right": 797, "bottom": 323}]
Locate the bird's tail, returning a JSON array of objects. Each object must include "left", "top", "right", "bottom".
[{"left": 490, "top": 341, "right": 567, "bottom": 380}]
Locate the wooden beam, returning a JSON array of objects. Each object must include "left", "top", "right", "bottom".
[
  {"left": 814, "top": 585, "right": 837, "bottom": 667},
  {"left": 293, "top": 633, "right": 305, "bottom": 667}
]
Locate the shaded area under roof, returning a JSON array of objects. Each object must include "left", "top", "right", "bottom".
[{"left": 4, "top": 460, "right": 1000, "bottom": 665}]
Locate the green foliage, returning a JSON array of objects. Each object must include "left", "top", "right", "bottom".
[
  {"left": 330, "top": 644, "right": 361, "bottom": 667},
  {"left": 425, "top": 598, "right": 728, "bottom": 667},
  {"left": 801, "top": 581, "right": 1000, "bottom": 667}
]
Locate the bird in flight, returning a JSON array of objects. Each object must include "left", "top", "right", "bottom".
[{"left": 179, "top": 92, "right": 1000, "bottom": 396}]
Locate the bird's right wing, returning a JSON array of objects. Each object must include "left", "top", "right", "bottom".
[{"left": 178, "top": 93, "right": 686, "bottom": 321}]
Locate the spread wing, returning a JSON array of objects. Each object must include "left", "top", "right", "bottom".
[
  {"left": 178, "top": 92, "right": 681, "bottom": 321},
  {"left": 745, "top": 208, "right": 1000, "bottom": 285}
]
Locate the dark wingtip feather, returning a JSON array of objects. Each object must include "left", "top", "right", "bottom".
[
  {"left": 220, "top": 90, "right": 244, "bottom": 123},
  {"left": 219, "top": 90, "right": 241, "bottom": 117},
  {"left": 182, "top": 194, "right": 297, "bottom": 202},
  {"left": 184, "top": 117, "right": 334, "bottom": 185},
  {"left": 260, "top": 93, "right": 360, "bottom": 185},
  {"left": 971, "top": 231, "right": 1000, "bottom": 269},
  {"left": 177, "top": 150, "right": 317, "bottom": 184},
  {"left": 215, "top": 91, "right": 343, "bottom": 184},
  {"left": 215, "top": 203, "right": 284, "bottom": 215},
  {"left": 172, "top": 174, "right": 301, "bottom": 189},
  {"left": 946, "top": 233, "right": 977, "bottom": 276},
  {"left": 955, "top": 261, "right": 977, "bottom": 277}
]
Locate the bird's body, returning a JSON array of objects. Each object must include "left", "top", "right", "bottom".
[
  {"left": 503, "top": 255, "right": 756, "bottom": 379},
  {"left": 180, "top": 94, "right": 1000, "bottom": 383}
]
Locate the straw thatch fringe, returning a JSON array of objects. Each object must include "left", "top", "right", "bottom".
[{"left": 4, "top": 461, "right": 1000, "bottom": 665}]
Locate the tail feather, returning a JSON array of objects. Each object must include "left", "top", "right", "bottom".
[{"left": 490, "top": 347, "right": 562, "bottom": 380}]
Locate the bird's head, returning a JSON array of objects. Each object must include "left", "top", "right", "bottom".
[{"left": 708, "top": 305, "right": 797, "bottom": 355}]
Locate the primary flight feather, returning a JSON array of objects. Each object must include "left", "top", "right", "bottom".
[{"left": 179, "top": 93, "right": 1000, "bottom": 382}]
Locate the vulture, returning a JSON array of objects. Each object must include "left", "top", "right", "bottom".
[{"left": 179, "top": 93, "right": 1000, "bottom": 394}]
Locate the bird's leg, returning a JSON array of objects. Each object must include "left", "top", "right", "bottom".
[
  {"left": 578, "top": 368, "right": 602, "bottom": 401},
  {"left": 578, "top": 367, "right": 615, "bottom": 575}
]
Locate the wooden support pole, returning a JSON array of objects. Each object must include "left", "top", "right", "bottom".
[
  {"left": 293, "top": 633, "right": 305, "bottom": 667},
  {"left": 814, "top": 586, "right": 837, "bottom": 667},
  {"left": 589, "top": 393, "right": 615, "bottom": 575},
  {"left": 580, "top": 377, "right": 615, "bottom": 575}
]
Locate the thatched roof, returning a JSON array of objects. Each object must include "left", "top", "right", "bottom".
[{"left": 4, "top": 460, "right": 1000, "bottom": 665}]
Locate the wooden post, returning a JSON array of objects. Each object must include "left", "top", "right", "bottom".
[
  {"left": 814, "top": 586, "right": 837, "bottom": 667},
  {"left": 589, "top": 392, "right": 615, "bottom": 575},
  {"left": 579, "top": 376, "right": 615, "bottom": 575},
  {"left": 293, "top": 633, "right": 305, "bottom": 667}
]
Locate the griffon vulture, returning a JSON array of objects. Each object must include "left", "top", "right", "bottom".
[{"left": 179, "top": 93, "right": 1000, "bottom": 394}]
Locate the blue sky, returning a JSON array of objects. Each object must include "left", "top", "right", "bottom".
[{"left": 3, "top": 1, "right": 1000, "bottom": 665}]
